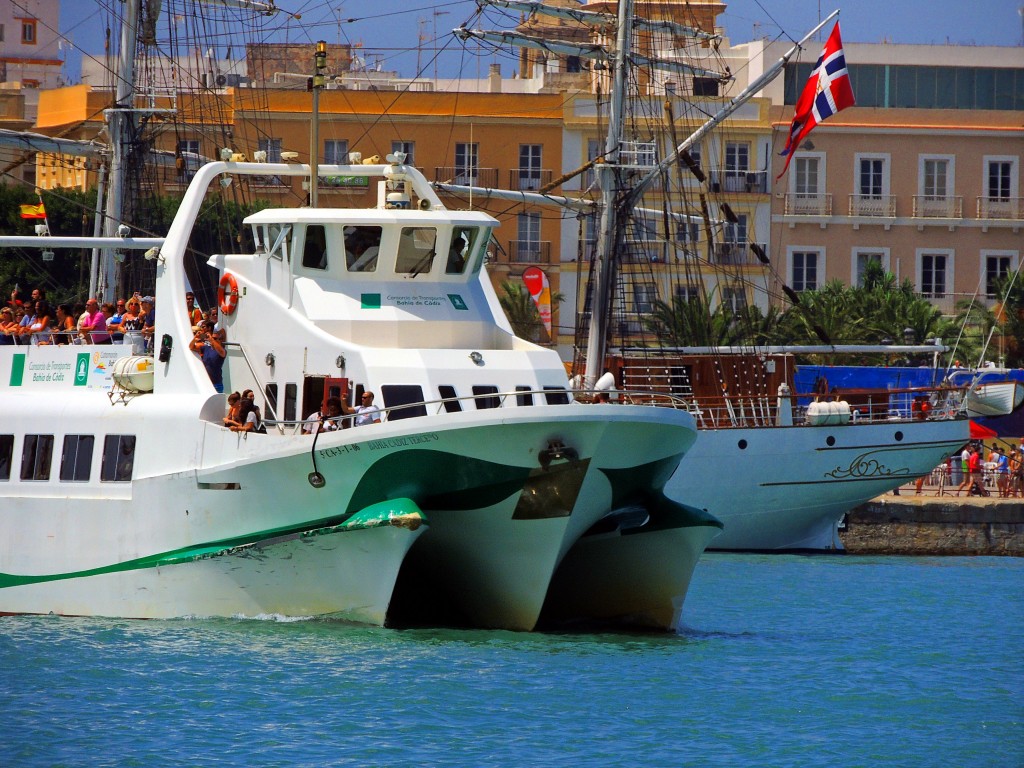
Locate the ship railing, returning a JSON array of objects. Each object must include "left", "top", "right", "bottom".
[
  {"left": 613, "top": 384, "right": 966, "bottom": 430},
  {"left": 8, "top": 329, "right": 150, "bottom": 350},
  {"left": 256, "top": 386, "right": 694, "bottom": 435}
]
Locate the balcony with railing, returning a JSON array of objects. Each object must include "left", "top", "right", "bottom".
[
  {"left": 434, "top": 167, "right": 499, "bottom": 188},
  {"left": 509, "top": 168, "right": 554, "bottom": 191},
  {"left": 507, "top": 240, "right": 552, "bottom": 264},
  {"left": 912, "top": 195, "right": 963, "bottom": 218},
  {"left": 712, "top": 242, "right": 766, "bottom": 266},
  {"left": 783, "top": 193, "right": 832, "bottom": 216},
  {"left": 708, "top": 169, "right": 768, "bottom": 194},
  {"left": 849, "top": 194, "right": 897, "bottom": 217},
  {"left": 977, "top": 196, "right": 1024, "bottom": 220},
  {"left": 621, "top": 239, "right": 667, "bottom": 264}
]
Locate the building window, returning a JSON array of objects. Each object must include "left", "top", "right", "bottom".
[
  {"left": 724, "top": 142, "right": 750, "bottom": 192},
  {"left": 455, "top": 143, "right": 479, "bottom": 184},
  {"left": 176, "top": 139, "right": 200, "bottom": 180},
  {"left": 101, "top": 435, "right": 136, "bottom": 482},
  {"left": 258, "top": 138, "right": 282, "bottom": 162},
  {"left": 794, "top": 157, "right": 820, "bottom": 197},
  {"left": 692, "top": 77, "right": 718, "bottom": 96},
  {"left": 724, "top": 214, "right": 748, "bottom": 245},
  {"left": 517, "top": 212, "right": 541, "bottom": 250},
  {"left": 518, "top": 144, "right": 543, "bottom": 190},
  {"left": 0, "top": 25, "right": 6, "bottom": 43},
  {"left": 674, "top": 283, "right": 701, "bottom": 303},
  {"left": 859, "top": 158, "right": 885, "bottom": 198},
  {"left": 324, "top": 139, "right": 348, "bottom": 164},
  {"left": 21, "top": 19, "right": 36, "bottom": 44},
  {"left": 790, "top": 250, "right": 820, "bottom": 292},
  {"left": 21, "top": 435, "right": 54, "bottom": 481},
  {"left": 721, "top": 285, "right": 748, "bottom": 313},
  {"left": 987, "top": 159, "right": 1013, "bottom": 200},
  {"left": 633, "top": 282, "right": 657, "bottom": 314},
  {"left": 918, "top": 251, "right": 950, "bottom": 298},
  {"left": 60, "top": 435, "right": 95, "bottom": 482},
  {"left": 853, "top": 250, "right": 888, "bottom": 287},
  {"left": 391, "top": 141, "right": 414, "bottom": 166},
  {"left": 984, "top": 253, "right": 1016, "bottom": 298},
  {"left": 922, "top": 158, "right": 949, "bottom": 198}
]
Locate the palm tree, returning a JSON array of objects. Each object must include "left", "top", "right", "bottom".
[{"left": 498, "top": 281, "right": 562, "bottom": 343}]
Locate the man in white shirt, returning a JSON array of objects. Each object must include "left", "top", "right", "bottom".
[{"left": 344, "top": 391, "right": 381, "bottom": 426}]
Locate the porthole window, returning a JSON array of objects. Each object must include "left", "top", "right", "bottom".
[
  {"left": 894, "top": 431, "right": 904, "bottom": 442},
  {"left": 738, "top": 439, "right": 747, "bottom": 449},
  {"left": 826, "top": 436, "right": 836, "bottom": 446}
]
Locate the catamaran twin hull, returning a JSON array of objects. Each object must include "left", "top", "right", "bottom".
[
  {"left": 667, "top": 418, "right": 969, "bottom": 551},
  {"left": 0, "top": 371, "right": 714, "bottom": 630}
]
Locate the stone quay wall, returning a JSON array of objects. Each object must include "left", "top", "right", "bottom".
[{"left": 840, "top": 497, "right": 1024, "bottom": 556}]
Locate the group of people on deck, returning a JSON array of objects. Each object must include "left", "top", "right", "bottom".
[{"left": 2, "top": 287, "right": 156, "bottom": 348}]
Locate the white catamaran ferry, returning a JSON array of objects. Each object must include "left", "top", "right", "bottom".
[{"left": 0, "top": 158, "right": 720, "bottom": 631}]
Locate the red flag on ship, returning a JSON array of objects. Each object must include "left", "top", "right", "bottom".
[{"left": 777, "top": 22, "right": 855, "bottom": 178}]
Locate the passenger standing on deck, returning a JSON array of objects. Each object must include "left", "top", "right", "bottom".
[
  {"left": 79, "top": 298, "right": 111, "bottom": 344},
  {"left": 185, "top": 292, "right": 203, "bottom": 326},
  {"left": 188, "top": 320, "right": 226, "bottom": 393},
  {"left": 342, "top": 391, "right": 381, "bottom": 426}
]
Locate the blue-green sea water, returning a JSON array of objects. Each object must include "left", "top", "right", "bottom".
[{"left": 3, "top": 554, "right": 1021, "bottom": 767}]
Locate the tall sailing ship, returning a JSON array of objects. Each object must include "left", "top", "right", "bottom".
[{"left": 452, "top": 0, "right": 970, "bottom": 551}]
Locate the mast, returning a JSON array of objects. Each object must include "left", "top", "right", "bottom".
[
  {"left": 100, "top": 0, "right": 142, "bottom": 301},
  {"left": 582, "top": 0, "right": 633, "bottom": 388}
]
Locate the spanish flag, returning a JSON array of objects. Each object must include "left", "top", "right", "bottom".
[{"left": 19, "top": 203, "right": 46, "bottom": 220}]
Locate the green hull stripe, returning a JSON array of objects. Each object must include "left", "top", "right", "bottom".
[{"left": 0, "top": 499, "right": 425, "bottom": 590}]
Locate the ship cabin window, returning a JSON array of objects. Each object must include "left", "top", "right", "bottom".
[
  {"left": 397, "top": 227, "right": 437, "bottom": 275},
  {"left": 345, "top": 226, "right": 383, "bottom": 273},
  {"left": 515, "top": 386, "right": 534, "bottom": 406},
  {"left": 445, "top": 227, "right": 480, "bottom": 275},
  {"left": 265, "top": 384, "right": 278, "bottom": 422},
  {"left": 284, "top": 384, "right": 298, "bottom": 422},
  {"left": 438, "top": 385, "right": 462, "bottom": 413},
  {"left": 381, "top": 385, "right": 427, "bottom": 421},
  {"left": 0, "top": 434, "right": 14, "bottom": 480},
  {"left": 101, "top": 435, "right": 135, "bottom": 482},
  {"left": 543, "top": 387, "right": 570, "bottom": 405},
  {"left": 20, "top": 435, "right": 54, "bottom": 481},
  {"left": 302, "top": 225, "right": 329, "bottom": 270},
  {"left": 256, "top": 224, "right": 291, "bottom": 261},
  {"left": 472, "top": 385, "right": 500, "bottom": 410},
  {"left": 60, "top": 435, "right": 95, "bottom": 482}
]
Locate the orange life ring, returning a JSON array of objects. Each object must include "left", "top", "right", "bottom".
[{"left": 218, "top": 273, "right": 239, "bottom": 315}]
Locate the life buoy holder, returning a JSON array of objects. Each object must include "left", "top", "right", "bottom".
[{"left": 218, "top": 273, "right": 239, "bottom": 315}]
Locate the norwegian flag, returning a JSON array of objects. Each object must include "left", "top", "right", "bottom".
[{"left": 778, "top": 22, "right": 855, "bottom": 178}]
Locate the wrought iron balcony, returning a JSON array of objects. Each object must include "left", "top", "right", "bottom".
[
  {"left": 976, "top": 196, "right": 1024, "bottom": 220},
  {"left": 849, "top": 194, "right": 897, "bottom": 217},
  {"left": 912, "top": 195, "right": 963, "bottom": 218},
  {"left": 434, "top": 167, "right": 499, "bottom": 188},
  {"left": 509, "top": 169, "right": 554, "bottom": 191},
  {"left": 709, "top": 169, "right": 768, "bottom": 194},
  {"left": 783, "top": 193, "right": 832, "bottom": 216},
  {"left": 507, "top": 240, "right": 552, "bottom": 264},
  {"left": 712, "top": 242, "right": 766, "bottom": 266}
]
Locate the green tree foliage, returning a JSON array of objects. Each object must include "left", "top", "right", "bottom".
[
  {"left": 498, "top": 281, "right": 562, "bottom": 343},
  {"left": 953, "top": 274, "right": 1024, "bottom": 367},
  {"left": 642, "top": 261, "right": 957, "bottom": 364},
  {"left": 0, "top": 183, "right": 259, "bottom": 307}
]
